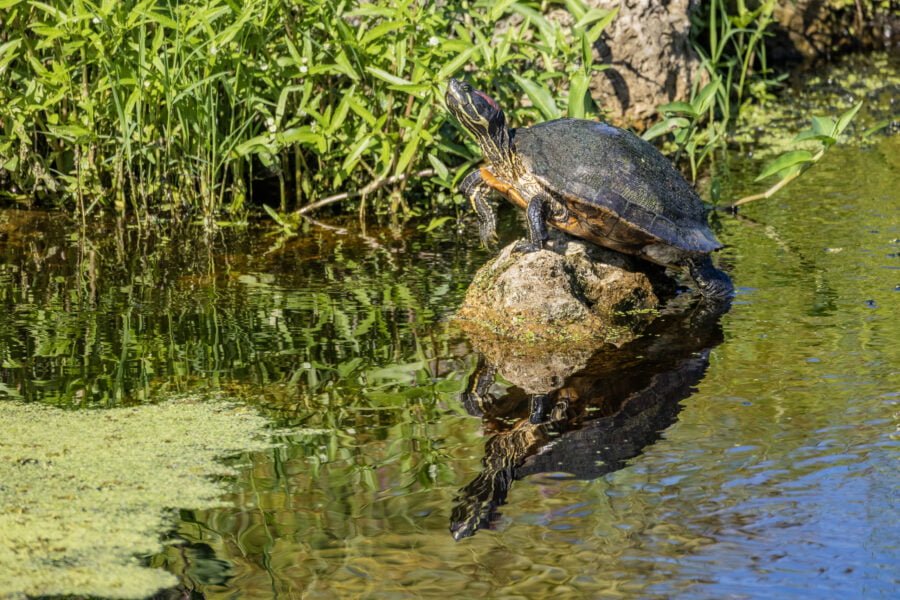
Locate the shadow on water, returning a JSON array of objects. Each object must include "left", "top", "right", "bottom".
[{"left": 451, "top": 298, "right": 728, "bottom": 540}]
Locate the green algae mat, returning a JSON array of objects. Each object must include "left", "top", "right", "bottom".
[{"left": 0, "top": 399, "right": 272, "bottom": 599}]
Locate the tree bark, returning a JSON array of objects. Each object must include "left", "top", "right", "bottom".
[{"left": 588, "top": 0, "right": 701, "bottom": 129}]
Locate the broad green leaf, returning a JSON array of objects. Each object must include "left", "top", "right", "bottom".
[
  {"left": 394, "top": 131, "right": 422, "bottom": 176},
  {"left": 585, "top": 7, "right": 619, "bottom": 44},
  {"left": 488, "top": 0, "right": 519, "bottom": 21},
  {"left": 28, "top": 1, "right": 64, "bottom": 19},
  {"left": 263, "top": 204, "right": 288, "bottom": 227},
  {"left": 511, "top": 4, "right": 556, "bottom": 48},
  {"left": 284, "top": 36, "right": 303, "bottom": 65},
  {"left": 427, "top": 154, "right": 449, "bottom": 180},
  {"left": 691, "top": 80, "right": 720, "bottom": 114},
  {"left": 564, "top": 0, "right": 588, "bottom": 21},
  {"left": 341, "top": 134, "right": 373, "bottom": 173},
  {"left": 811, "top": 115, "right": 836, "bottom": 137},
  {"left": 755, "top": 150, "right": 814, "bottom": 181},
  {"left": 575, "top": 7, "right": 617, "bottom": 30},
  {"left": 278, "top": 128, "right": 326, "bottom": 152},
  {"left": 135, "top": 8, "right": 178, "bottom": 30},
  {"left": 276, "top": 84, "right": 305, "bottom": 125},
  {"left": 436, "top": 46, "right": 478, "bottom": 81},
  {"left": 334, "top": 50, "right": 359, "bottom": 80},
  {"left": 567, "top": 72, "right": 592, "bottom": 119},
  {"left": 792, "top": 129, "right": 835, "bottom": 144},
  {"left": 360, "top": 20, "right": 406, "bottom": 47},
  {"left": 347, "top": 95, "right": 377, "bottom": 127},
  {"left": 0, "top": 0, "right": 23, "bottom": 8},
  {"left": 365, "top": 66, "right": 413, "bottom": 86},
  {"left": 422, "top": 216, "right": 453, "bottom": 233},
  {"left": 512, "top": 74, "right": 560, "bottom": 120},
  {"left": 580, "top": 28, "right": 592, "bottom": 68},
  {"left": 327, "top": 94, "right": 352, "bottom": 134},
  {"left": 388, "top": 83, "right": 430, "bottom": 96},
  {"left": 835, "top": 101, "right": 863, "bottom": 136},
  {"left": 658, "top": 101, "right": 697, "bottom": 116},
  {"left": 0, "top": 40, "right": 22, "bottom": 70},
  {"left": 642, "top": 117, "right": 690, "bottom": 141},
  {"left": 30, "top": 25, "right": 66, "bottom": 40},
  {"left": 234, "top": 135, "right": 274, "bottom": 157}
]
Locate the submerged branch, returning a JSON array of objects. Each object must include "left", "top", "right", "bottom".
[{"left": 295, "top": 169, "right": 435, "bottom": 216}]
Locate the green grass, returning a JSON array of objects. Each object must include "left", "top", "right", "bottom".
[
  {"left": 1, "top": 0, "right": 867, "bottom": 221},
  {"left": 0, "top": 0, "right": 619, "bottom": 223}
]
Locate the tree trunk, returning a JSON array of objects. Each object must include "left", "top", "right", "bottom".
[{"left": 588, "top": 0, "right": 701, "bottom": 129}]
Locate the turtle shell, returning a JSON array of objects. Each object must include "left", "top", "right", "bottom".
[{"left": 512, "top": 119, "right": 721, "bottom": 259}]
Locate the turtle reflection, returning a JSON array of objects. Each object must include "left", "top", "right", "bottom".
[{"left": 451, "top": 301, "right": 726, "bottom": 540}]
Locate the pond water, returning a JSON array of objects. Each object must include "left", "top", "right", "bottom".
[{"left": 1, "top": 57, "right": 898, "bottom": 598}]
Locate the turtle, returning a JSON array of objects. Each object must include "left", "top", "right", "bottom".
[{"left": 444, "top": 78, "right": 733, "bottom": 299}]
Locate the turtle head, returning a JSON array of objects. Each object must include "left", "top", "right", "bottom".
[{"left": 446, "top": 78, "right": 512, "bottom": 168}]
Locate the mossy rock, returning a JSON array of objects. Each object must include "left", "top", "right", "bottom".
[{"left": 455, "top": 231, "right": 675, "bottom": 348}]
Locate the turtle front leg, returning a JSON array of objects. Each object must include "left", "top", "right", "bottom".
[
  {"left": 460, "top": 170, "right": 497, "bottom": 246},
  {"left": 514, "top": 192, "right": 550, "bottom": 253}
]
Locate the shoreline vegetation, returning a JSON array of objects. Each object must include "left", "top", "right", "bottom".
[{"left": 0, "top": 0, "right": 892, "bottom": 225}]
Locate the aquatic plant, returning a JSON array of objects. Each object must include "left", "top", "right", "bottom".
[{"left": 732, "top": 101, "right": 864, "bottom": 207}]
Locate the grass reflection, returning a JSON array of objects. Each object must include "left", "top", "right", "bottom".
[{"left": 0, "top": 210, "right": 481, "bottom": 411}]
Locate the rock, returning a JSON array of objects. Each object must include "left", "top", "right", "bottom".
[{"left": 454, "top": 231, "right": 673, "bottom": 348}]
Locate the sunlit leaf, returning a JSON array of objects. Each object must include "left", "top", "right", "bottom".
[
  {"left": 563, "top": 0, "right": 588, "bottom": 21},
  {"left": 341, "top": 134, "right": 373, "bottom": 173},
  {"left": 658, "top": 102, "right": 697, "bottom": 117},
  {"left": 862, "top": 119, "right": 889, "bottom": 138},
  {"left": 422, "top": 216, "right": 453, "bottom": 233},
  {"left": 427, "top": 154, "right": 449, "bottom": 180},
  {"left": 642, "top": 117, "right": 690, "bottom": 141},
  {"left": 691, "top": 80, "right": 720, "bottom": 114},
  {"left": 435, "top": 46, "right": 478, "bottom": 81},
  {"left": 567, "top": 72, "right": 592, "bottom": 119},
  {"left": 835, "top": 101, "right": 863, "bottom": 136},
  {"left": 579, "top": 7, "right": 619, "bottom": 44},
  {"left": 512, "top": 74, "right": 560, "bottom": 120},
  {"left": 365, "top": 66, "right": 413, "bottom": 86},
  {"left": 360, "top": 20, "right": 406, "bottom": 47},
  {"left": 811, "top": 115, "right": 836, "bottom": 137},
  {"left": 755, "top": 150, "right": 814, "bottom": 181},
  {"left": 394, "top": 131, "right": 421, "bottom": 176},
  {"left": 792, "top": 129, "right": 835, "bottom": 144}
]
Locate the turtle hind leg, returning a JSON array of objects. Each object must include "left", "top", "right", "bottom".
[
  {"left": 688, "top": 256, "right": 734, "bottom": 300},
  {"left": 460, "top": 170, "right": 497, "bottom": 247}
]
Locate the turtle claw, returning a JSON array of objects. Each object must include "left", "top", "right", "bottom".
[
  {"left": 513, "top": 238, "right": 541, "bottom": 254},
  {"left": 478, "top": 224, "right": 498, "bottom": 249},
  {"left": 688, "top": 257, "right": 734, "bottom": 301}
]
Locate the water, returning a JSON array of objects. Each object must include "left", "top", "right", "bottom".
[{"left": 2, "top": 63, "right": 898, "bottom": 598}]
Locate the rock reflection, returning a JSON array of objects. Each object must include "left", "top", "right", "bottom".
[{"left": 451, "top": 299, "right": 727, "bottom": 540}]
